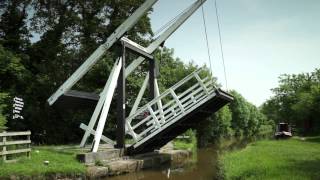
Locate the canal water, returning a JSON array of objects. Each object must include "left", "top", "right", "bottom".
[{"left": 108, "top": 137, "right": 255, "bottom": 180}]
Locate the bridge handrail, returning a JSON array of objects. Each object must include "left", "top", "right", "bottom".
[
  {"left": 125, "top": 68, "right": 217, "bottom": 142},
  {"left": 127, "top": 68, "right": 209, "bottom": 120}
]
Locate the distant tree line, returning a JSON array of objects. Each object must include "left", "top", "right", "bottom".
[
  {"left": 0, "top": 0, "right": 273, "bottom": 144},
  {"left": 196, "top": 90, "right": 274, "bottom": 147},
  {"left": 261, "top": 69, "right": 320, "bottom": 135}
]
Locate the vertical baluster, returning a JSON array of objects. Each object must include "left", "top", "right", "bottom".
[
  {"left": 191, "top": 95, "right": 196, "bottom": 104},
  {"left": 194, "top": 72, "right": 209, "bottom": 95},
  {"left": 171, "top": 108, "right": 176, "bottom": 116},
  {"left": 126, "top": 121, "right": 138, "bottom": 142},
  {"left": 147, "top": 105, "right": 161, "bottom": 128},
  {"left": 170, "top": 89, "right": 185, "bottom": 114}
]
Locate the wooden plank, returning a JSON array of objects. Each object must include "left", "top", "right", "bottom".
[
  {"left": 2, "top": 136, "right": 6, "bottom": 161},
  {"left": 0, "top": 148, "right": 31, "bottom": 156},
  {"left": 0, "top": 140, "right": 31, "bottom": 146},
  {"left": 79, "top": 123, "right": 115, "bottom": 145},
  {"left": 27, "top": 135, "right": 31, "bottom": 158},
  {"left": 0, "top": 131, "right": 31, "bottom": 137}
]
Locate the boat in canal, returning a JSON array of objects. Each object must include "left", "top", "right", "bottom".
[{"left": 275, "top": 122, "right": 292, "bottom": 139}]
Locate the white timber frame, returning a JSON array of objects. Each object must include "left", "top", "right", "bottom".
[
  {"left": 129, "top": 73, "right": 150, "bottom": 118},
  {"left": 47, "top": 0, "right": 158, "bottom": 106},
  {"left": 46, "top": 0, "right": 208, "bottom": 151},
  {"left": 92, "top": 59, "right": 122, "bottom": 152},
  {"left": 80, "top": 0, "right": 208, "bottom": 149},
  {"left": 79, "top": 123, "right": 115, "bottom": 145},
  {"left": 125, "top": 68, "right": 218, "bottom": 149}
]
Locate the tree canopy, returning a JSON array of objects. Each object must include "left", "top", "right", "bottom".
[
  {"left": 196, "top": 90, "right": 273, "bottom": 147},
  {"left": 0, "top": 0, "right": 154, "bottom": 143},
  {"left": 0, "top": 0, "right": 273, "bottom": 144},
  {"left": 262, "top": 69, "right": 320, "bottom": 135}
]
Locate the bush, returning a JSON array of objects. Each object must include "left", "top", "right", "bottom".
[{"left": 0, "top": 93, "right": 8, "bottom": 132}]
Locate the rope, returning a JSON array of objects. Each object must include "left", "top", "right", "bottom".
[
  {"left": 201, "top": 4, "right": 214, "bottom": 76},
  {"left": 214, "top": 0, "right": 228, "bottom": 90}
]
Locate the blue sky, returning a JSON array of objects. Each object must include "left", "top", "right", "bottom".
[{"left": 149, "top": 0, "right": 320, "bottom": 106}]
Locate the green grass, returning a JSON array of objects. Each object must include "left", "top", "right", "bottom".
[
  {"left": 173, "top": 140, "right": 195, "bottom": 150},
  {"left": 0, "top": 146, "right": 86, "bottom": 178},
  {"left": 173, "top": 129, "right": 197, "bottom": 151},
  {"left": 173, "top": 131, "right": 198, "bottom": 163},
  {"left": 221, "top": 136, "right": 320, "bottom": 180}
]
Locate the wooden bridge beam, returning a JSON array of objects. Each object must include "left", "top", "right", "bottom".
[{"left": 116, "top": 44, "right": 126, "bottom": 149}]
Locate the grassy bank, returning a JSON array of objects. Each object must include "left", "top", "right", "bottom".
[
  {"left": 173, "top": 130, "right": 197, "bottom": 152},
  {"left": 221, "top": 136, "right": 320, "bottom": 179},
  {"left": 0, "top": 146, "right": 85, "bottom": 178}
]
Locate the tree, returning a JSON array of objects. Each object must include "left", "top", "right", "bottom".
[
  {"left": 262, "top": 69, "right": 320, "bottom": 135},
  {"left": 0, "top": 45, "right": 29, "bottom": 92},
  {"left": 0, "top": 0, "right": 155, "bottom": 143},
  {"left": 0, "top": 93, "right": 8, "bottom": 132},
  {"left": 196, "top": 106, "right": 232, "bottom": 147},
  {"left": 196, "top": 89, "right": 272, "bottom": 147},
  {"left": 228, "top": 90, "right": 251, "bottom": 136},
  {"left": 0, "top": 44, "right": 31, "bottom": 132},
  {"left": 0, "top": 0, "right": 31, "bottom": 53}
]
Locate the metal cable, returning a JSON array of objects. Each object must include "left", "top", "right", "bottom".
[
  {"left": 214, "top": 0, "right": 228, "bottom": 90},
  {"left": 201, "top": 4, "right": 214, "bottom": 76}
]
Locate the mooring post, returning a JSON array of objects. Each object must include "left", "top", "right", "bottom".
[{"left": 116, "top": 43, "right": 126, "bottom": 149}]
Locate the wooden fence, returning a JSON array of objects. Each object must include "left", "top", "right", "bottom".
[{"left": 0, "top": 131, "right": 31, "bottom": 162}]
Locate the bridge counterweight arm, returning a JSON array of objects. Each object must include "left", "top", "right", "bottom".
[
  {"left": 47, "top": 0, "right": 158, "bottom": 106},
  {"left": 125, "top": 0, "right": 207, "bottom": 77},
  {"left": 79, "top": 0, "right": 208, "bottom": 147}
]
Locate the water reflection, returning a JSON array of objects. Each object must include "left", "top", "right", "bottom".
[
  {"left": 108, "top": 137, "right": 262, "bottom": 180},
  {"left": 108, "top": 147, "right": 219, "bottom": 180}
]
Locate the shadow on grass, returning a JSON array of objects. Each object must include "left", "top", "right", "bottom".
[
  {"left": 289, "top": 159, "right": 320, "bottom": 178},
  {"left": 235, "top": 159, "right": 320, "bottom": 179},
  {"left": 305, "top": 136, "right": 320, "bottom": 143}
]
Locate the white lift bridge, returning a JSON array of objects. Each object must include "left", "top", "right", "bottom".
[{"left": 47, "top": 0, "right": 233, "bottom": 154}]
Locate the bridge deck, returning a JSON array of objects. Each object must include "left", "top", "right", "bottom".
[
  {"left": 52, "top": 68, "right": 233, "bottom": 155},
  {"left": 127, "top": 89, "right": 232, "bottom": 155},
  {"left": 125, "top": 69, "right": 233, "bottom": 155}
]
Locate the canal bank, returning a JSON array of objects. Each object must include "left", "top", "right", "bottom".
[
  {"left": 106, "top": 137, "right": 254, "bottom": 180},
  {"left": 85, "top": 148, "right": 193, "bottom": 178},
  {"left": 221, "top": 136, "right": 320, "bottom": 179},
  {"left": 0, "top": 142, "right": 194, "bottom": 179},
  {"left": 0, "top": 136, "right": 272, "bottom": 179}
]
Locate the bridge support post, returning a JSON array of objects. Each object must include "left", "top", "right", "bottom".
[
  {"left": 149, "top": 59, "right": 155, "bottom": 103},
  {"left": 116, "top": 43, "right": 126, "bottom": 149}
]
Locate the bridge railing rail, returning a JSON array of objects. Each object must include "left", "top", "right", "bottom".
[{"left": 126, "top": 68, "right": 217, "bottom": 146}]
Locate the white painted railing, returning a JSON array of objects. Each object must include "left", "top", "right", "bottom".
[{"left": 125, "top": 68, "right": 217, "bottom": 147}]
